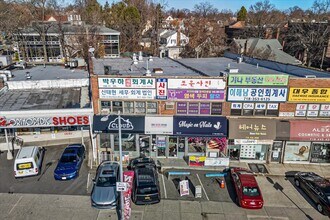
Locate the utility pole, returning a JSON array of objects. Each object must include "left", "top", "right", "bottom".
[
  {"left": 118, "top": 110, "right": 124, "bottom": 220},
  {"left": 320, "top": 46, "right": 326, "bottom": 70}
]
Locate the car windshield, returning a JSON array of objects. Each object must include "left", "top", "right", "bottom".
[
  {"left": 60, "top": 155, "right": 77, "bottom": 163},
  {"left": 242, "top": 187, "right": 260, "bottom": 196},
  {"left": 96, "top": 176, "right": 117, "bottom": 187},
  {"left": 137, "top": 185, "right": 158, "bottom": 194}
]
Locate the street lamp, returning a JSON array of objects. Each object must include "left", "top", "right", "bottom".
[{"left": 101, "top": 111, "right": 124, "bottom": 220}]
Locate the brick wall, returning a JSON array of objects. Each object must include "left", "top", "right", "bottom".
[{"left": 289, "top": 78, "right": 330, "bottom": 87}]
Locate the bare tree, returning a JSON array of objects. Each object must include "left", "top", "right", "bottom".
[
  {"left": 193, "top": 1, "right": 218, "bottom": 18},
  {"left": 248, "top": 0, "right": 275, "bottom": 37}
]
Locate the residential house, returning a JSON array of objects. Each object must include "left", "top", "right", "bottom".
[
  {"left": 231, "top": 38, "right": 302, "bottom": 65},
  {"left": 159, "top": 30, "right": 189, "bottom": 59}
]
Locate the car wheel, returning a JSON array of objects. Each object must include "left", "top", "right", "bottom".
[
  {"left": 235, "top": 197, "right": 240, "bottom": 206},
  {"left": 317, "top": 203, "right": 323, "bottom": 213},
  {"left": 294, "top": 179, "right": 300, "bottom": 187}
]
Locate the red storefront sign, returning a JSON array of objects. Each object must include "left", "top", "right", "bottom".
[
  {"left": 123, "top": 171, "right": 134, "bottom": 220},
  {"left": 290, "top": 120, "right": 330, "bottom": 141},
  {"left": 53, "top": 116, "right": 89, "bottom": 126}
]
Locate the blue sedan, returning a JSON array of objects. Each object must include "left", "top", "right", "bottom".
[{"left": 54, "top": 144, "right": 85, "bottom": 180}]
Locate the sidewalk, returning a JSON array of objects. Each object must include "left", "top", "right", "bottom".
[{"left": 157, "top": 158, "right": 330, "bottom": 178}]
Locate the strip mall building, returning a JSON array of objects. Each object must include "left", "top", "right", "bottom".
[{"left": 90, "top": 56, "right": 330, "bottom": 166}]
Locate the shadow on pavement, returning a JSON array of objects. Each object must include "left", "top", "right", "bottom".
[{"left": 267, "top": 174, "right": 313, "bottom": 220}]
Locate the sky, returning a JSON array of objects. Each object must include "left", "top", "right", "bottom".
[{"left": 100, "top": 0, "right": 315, "bottom": 12}]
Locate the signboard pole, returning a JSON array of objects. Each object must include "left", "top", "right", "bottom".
[
  {"left": 118, "top": 111, "right": 124, "bottom": 220},
  {"left": 4, "top": 129, "right": 13, "bottom": 160}
]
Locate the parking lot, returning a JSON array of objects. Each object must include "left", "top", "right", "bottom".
[{"left": 0, "top": 144, "right": 90, "bottom": 195}]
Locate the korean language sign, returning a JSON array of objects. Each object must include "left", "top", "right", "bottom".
[
  {"left": 168, "top": 89, "right": 225, "bottom": 101},
  {"left": 228, "top": 74, "right": 289, "bottom": 86},
  {"left": 288, "top": 88, "right": 330, "bottom": 102},
  {"left": 227, "top": 87, "right": 287, "bottom": 102},
  {"left": 98, "top": 77, "right": 155, "bottom": 88},
  {"left": 168, "top": 78, "right": 226, "bottom": 90},
  {"left": 99, "top": 89, "right": 156, "bottom": 99}
]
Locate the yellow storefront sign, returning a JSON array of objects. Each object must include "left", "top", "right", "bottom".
[{"left": 288, "top": 88, "right": 330, "bottom": 102}]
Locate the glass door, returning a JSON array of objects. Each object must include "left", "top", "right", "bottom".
[
  {"left": 139, "top": 135, "right": 151, "bottom": 157},
  {"left": 168, "top": 137, "right": 178, "bottom": 157},
  {"left": 156, "top": 136, "right": 166, "bottom": 157}
]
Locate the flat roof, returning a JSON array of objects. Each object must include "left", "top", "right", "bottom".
[
  {"left": 9, "top": 65, "right": 88, "bottom": 81},
  {"left": 0, "top": 87, "right": 90, "bottom": 111},
  {"left": 176, "top": 57, "right": 287, "bottom": 76},
  {"left": 93, "top": 57, "right": 202, "bottom": 76}
]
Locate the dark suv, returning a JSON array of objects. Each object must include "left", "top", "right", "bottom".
[
  {"left": 131, "top": 160, "right": 160, "bottom": 205},
  {"left": 294, "top": 172, "right": 330, "bottom": 215}
]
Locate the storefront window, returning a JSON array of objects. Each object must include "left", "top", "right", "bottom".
[
  {"left": 239, "top": 145, "right": 268, "bottom": 161},
  {"left": 147, "top": 102, "right": 157, "bottom": 114},
  {"left": 100, "top": 133, "right": 111, "bottom": 148},
  {"left": 178, "top": 137, "right": 185, "bottom": 153},
  {"left": 310, "top": 142, "right": 330, "bottom": 163},
  {"left": 156, "top": 136, "right": 166, "bottom": 157},
  {"left": 284, "top": 142, "right": 311, "bottom": 162},
  {"left": 124, "top": 102, "right": 134, "bottom": 114},
  {"left": 114, "top": 133, "right": 136, "bottom": 151},
  {"left": 188, "top": 137, "right": 206, "bottom": 155},
  {"left": 113, "top": 101, "right": 123, "bottom": 112},
  {"left": 135, "top": 102, "right": 146, "bottom": 114},
  {"left": 101, "top": 101, "right": 111, "bottom": 110},
  {"left": 139, "top": 135, "right": 150, "bottom": 156}
]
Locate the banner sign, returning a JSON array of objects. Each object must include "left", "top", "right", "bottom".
[
  {"left": 227, "top": 87, "right": 287, "bottom": 102},
  {"left": 228, "top": 118, "right": 276, "bottom": 140},
  {"left": 180, "top": 180, "right": 190, "bottom": 196},
  {"left": 156, "top": 78, "right": 167, "bottom": 100},
  {"left": 290, "top": 120, "right": 330, "bottom": 141},
  {"left": 0, "top": 115, "right": 90, "bottom": 128},
  {"left": 168, "top": 78, "right": 226, "bottom": 90},
  {"left": 228, "top": 74, "right": 289, "bottom": 86},
  {"left": 288, "top": 88, "right": 330, "bottom": 102},
  {"left": 98, "top": 77, "right": 155, "bottom": 88},
  {"left": 99, "top": 89, "right": 156, "bottom": 99},
  {"left": 93, "top": 115, "right": 144, "bottom": 133},
  {"left": 204, "top": 157, "right": 230, "bottom": 166},
  {"left": 189, "top": 156, "right": 206, "bottom": 166},
  {"left": 168, "top": 89, "right": 225, "bottom": 101},
  {"left": 173, "top": 116, "right": 227, "bottom": 136},
  {"left": 123, "top": 171, "right": 134, "bottom": 220},
  {"left": 145, "top": 116, "right": 173, "bottom": 134}
]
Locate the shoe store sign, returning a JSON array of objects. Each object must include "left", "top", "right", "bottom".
[{"left": 0, "top": 116, "right": 90, "bottom": 128}]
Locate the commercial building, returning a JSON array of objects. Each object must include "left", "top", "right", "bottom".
[
  {"left": 0, "top": 65, "right": 93, "bottom": 158},
  {"left": 90, "top": 53, "right": 330, "bottom": 166}
]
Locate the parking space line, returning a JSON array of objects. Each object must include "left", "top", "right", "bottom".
[
  {"left": 196, "top": 174, "right": 209, "bottom": 201},
  {"left": 161, "top": 174, "right": 167, "bottom": 199},
  {"left": 87, "top": 173, "right": 90, "bottom": 190},
  {"left": 9, "top": 195, "right": 22, "bottom": 215}
]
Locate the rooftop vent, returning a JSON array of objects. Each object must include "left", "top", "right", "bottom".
[
  {"left": 153, "top": 68, "right": 163, "bottom": 74},
  {"left": 138, "top": 51, "right": 143, "bottom": 61},
  {"left": 226, "top": 68, "right": 239, "bottom": 73},
  {"left": 305, "top": 75, "right": 316, "bottom": 78}
]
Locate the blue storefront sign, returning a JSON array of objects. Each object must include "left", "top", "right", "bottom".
[
  {"left": 93, "top": 115, "right": 145, "bottom": 133},
  {"left": 173, "top": 116, "right": 227, "bottom": 136}
]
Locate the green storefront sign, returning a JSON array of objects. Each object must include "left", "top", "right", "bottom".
[{"left": 228, "top": 74, "right": 289, "bottom": 86}]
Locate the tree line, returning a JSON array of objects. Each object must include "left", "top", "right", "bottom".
[{"left": 0, "top": 0, "right": 329, "bottom": 69}]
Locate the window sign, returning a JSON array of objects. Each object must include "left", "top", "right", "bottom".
[
  {"left": 296, "top": 104, "right": 308, "bottom": 110},
  {"left": 267, "top": 103, "right": 278, "bottom": 110},
  {"left": 231, "top": 103, "right": 242, "bottom": 109},
  {"left": 177, "top": 102, "right": 188, "bottom": 114},
  {"left": 168, "top": 89, "right": 225, "bottom": 101},
  {"left": 243, "top": 103, "right": 254, "bottom": 109},
  {"left": 288, "top": 88, "right": 330, "bottom": 102},
  {"left": 307, "top": 111, "right": 318, "bottom": 117},
  {"left": 255, "top": 103, "right": 266, "bottom": 110},
  {"left": 227, "top": 88, "right": 287, "bottom": 102},
  {"left": 188, "top": 103, "right": 199, "bottom": 114},
  {"left": 211, "top": 103, "right": 222, "bottom": 115},
  {"left": 308, "top": 104, "right": 320, "bottom": 111},
  {"left": 228, "top": 74, "right": 289, "bottom": 86},
  {"left": 200, "top": 103, "right": 211, "bottom": 114},
  {"left": 99, "top": 89, "right": 156, "bottom": 99}
]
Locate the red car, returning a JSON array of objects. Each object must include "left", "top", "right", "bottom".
[{"left": 231, "top": 167, "right": 264, "bottom": 209}]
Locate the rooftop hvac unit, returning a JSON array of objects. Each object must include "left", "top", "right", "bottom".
[
  {"left": 104, "top": 65, "right": 120, "bottom": 75},
  {"left": 237, "top": 57, "right": 243, "bottom": 63}
]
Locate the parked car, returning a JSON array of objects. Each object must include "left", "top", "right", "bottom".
[
  {"left": 91, "top": 161, "right": 119, "bottom": 209},
  {"left": 294, "top": 172, "right": 330, "bottom": 215},
  {"left": 131, "top": 160, "right": 160, "bottom": 205},
  {"left": 14, "top": 146, "right": 45, "bottom": 178},
  {"left": 231, "top": 167, "right": 264, "bottom": 209},
  {"left": 127, "top": 157, "right": 156, "bottom": 170},
  {"left": 54, "top": 144, "right": 85, "bottom": 180}
]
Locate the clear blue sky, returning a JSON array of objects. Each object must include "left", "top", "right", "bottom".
[{"left": 101, "top": 0, "right": 315, "bottom": 12}]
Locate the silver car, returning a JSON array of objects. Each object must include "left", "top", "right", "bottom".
[{"left": 91, "top": 161, "right": 119, "bottom": 209}]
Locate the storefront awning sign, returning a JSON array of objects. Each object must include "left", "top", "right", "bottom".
[
  {"left": 290, "top": 120, "right": 330, "bottom": 141},
  {"left": 93, "top": 115, "right": 145, "bottom": 133},
  {"left": 229, "top": 118, "right": 276, "bottom": 140},
  {"left": 173, "top": 116, "right": 227, "bottom": 136}
]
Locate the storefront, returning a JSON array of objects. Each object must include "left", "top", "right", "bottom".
[
  {"left": 228, "top": 118, "right": 276, "bottom": 163},
  {"left": 173, "top": 116, "right": 228, "bottom": 158},
  {"left": 93, "top": 115, "right": 145, "bottom": 162},
  {"left": 283, "top": 120, "right": 330, "bottom": 164}
]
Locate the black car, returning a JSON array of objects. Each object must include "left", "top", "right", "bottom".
[
  {"left": 131, "top": 161, "right": 160, "bottom": 205},
  {"left": 294, "top": 172, "right": 330, "bottom": 215},
  {"left": 127, "top": 157, "right": 156, "bottom": 170}
]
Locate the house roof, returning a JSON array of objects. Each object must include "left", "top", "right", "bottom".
[
  {"left": 228, "top": 21, "right": 245, "bottom": 29},
  {"left": 234, "top": 38, "right": 302, "bottom": 65},
  {"left": 160, "top": 30, "right": 177, "bottom": 39},
  {"left": 45, "top": 15, "right": 68, "bottom": 22}
]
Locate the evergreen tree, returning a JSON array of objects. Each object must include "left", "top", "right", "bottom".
[{"left": 237, "top": 6, "right": 247, "bottom": 21}]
